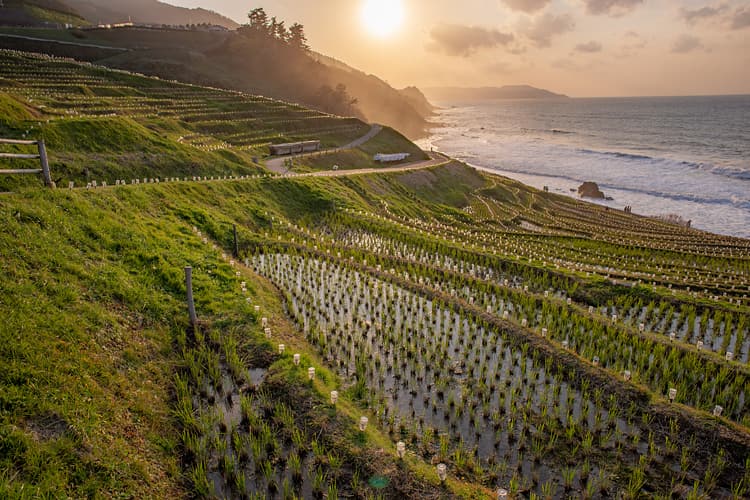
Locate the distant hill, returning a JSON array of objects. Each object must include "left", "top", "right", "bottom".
[
  {"left": 311, "top": 52, "right": 434, "bottom": 138},
  {"left": 424, "top": 85, "right": 568, "bottom": 102},
  {"left": 0, "top": 0, "right": 88, "bottom": 26},
  {"left": 63, "top": 0, "right": 238, "bottom": 28},
  {"left": 398, "top": 86, "right": 435, "bottom": 118}
]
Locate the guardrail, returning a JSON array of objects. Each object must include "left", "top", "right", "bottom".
[{"left": 0, "top": 138, "right": 53, "bottom": 187}]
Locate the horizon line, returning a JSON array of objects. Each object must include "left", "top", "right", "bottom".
[{"left": 426, "top": 91, "right": 750, "bottom": 99}]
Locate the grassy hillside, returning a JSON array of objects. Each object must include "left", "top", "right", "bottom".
[
  {"left": 1, "top": 48, "right": 749, "bottom": 499},
  {"left": 290, "top": 127, "right": 429, "bottom": 173},
  {"left": 64, "top": 0, "right": 239, "bottom": 29},
  {"left": 0, "top": 25, "right": 434, "bottom": 139},
  {"left": 0, "top": 167, "right": 504, "bottom": 499},
  {"left": 0, "top": 0, "right": 87, "bottom": 27},
  {"left": 0, "top": 49, "right": 374, "bottom": 190},
  {"left": 1, "top": 160, "right": 748, "bottom": 498}
]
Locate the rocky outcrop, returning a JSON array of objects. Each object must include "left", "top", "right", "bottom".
[{"left": 578, "top": 182, "right": 605, "bottom": 199}]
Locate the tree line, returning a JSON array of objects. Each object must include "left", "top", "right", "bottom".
[
  {"left": 237, "top": 8, "right": 360, "bottom": 119},
  {"left": 240, "top": 8, "right": 309, "bottom": 51}
]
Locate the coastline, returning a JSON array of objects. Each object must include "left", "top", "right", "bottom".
[
  {"left": 417, "top": 97, "right": 750, "bottom": 239},
  {"left": 420, "top": 145, "right": 749, "bottom": 240}
]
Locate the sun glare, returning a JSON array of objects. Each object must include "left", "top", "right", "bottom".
[{"left": 361, "top": 0, "right": 405, "bottom": 38}]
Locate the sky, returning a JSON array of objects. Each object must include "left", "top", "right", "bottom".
[{"left": 167, "top": 0, "right": 750, "bottom": 97}]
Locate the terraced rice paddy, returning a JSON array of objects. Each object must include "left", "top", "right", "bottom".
[
  {"left": 1, "top": 48, "right": 748, "bottom": 499},
  {"left": 0, "top": 50, "right": 370, "bottom": 154},
  {"left": 226, "top": 168, "right": 749, "bottom": 497}
]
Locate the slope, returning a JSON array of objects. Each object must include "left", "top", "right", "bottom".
[
  {"left": 0, "top": 49, "right": 375, "bottom": 190},
  {"left": 0, "top": 165, "right": 507, "bottom": 498},
  {"left": 0, "top": 25, "right": 435, "bottom": 139},
  {"left": 63, "top": 0, "right": 238, "bottom": 29},
  {"left": 1, "top": 161, "right": 748, "bottom": 498},
  {"left": 1, "top": 44, "right": 749, "bottom": 500},
  {"left": 0, "top": 0, "right": 88, "bottom": 27}
]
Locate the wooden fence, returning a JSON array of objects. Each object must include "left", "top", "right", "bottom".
[{"left": 0, "top": 138, "right": 53, "bottom": 187}]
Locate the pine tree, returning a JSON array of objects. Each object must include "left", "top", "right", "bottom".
[
  {"left": 247, "top": 7, "right": 270, "bottom": 35},
  {"left": 288, "top": 23, "right": 309, "bottom": 51},
  {"left": 270, "top": 17, "right": 288, "bottom": 41}
]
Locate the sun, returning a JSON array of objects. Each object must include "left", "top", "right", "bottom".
[{"left": 361, "top": 0, "right": 405, "bottom": 38}]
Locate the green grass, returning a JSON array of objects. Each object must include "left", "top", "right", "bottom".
[
  {"left": 292, "top": 127, "right": 429, "bottom": 173},
  {"left": 358, "top": 127, "right": 427, "bottom": 159},
  {"left": 0, "top": 48, "right": 748, "bottom": 499},
  {"left": 0, "top": 49, "right": 373, "bottom": 189},
  {"left": 0, "top": 104, "right": 266, "bottom": 190},
  {"left": 21, "top": 5, "right": 87, "bottom": 26},
  {"left": 0, "top": 161, "right": 747, "bottom": 497},
  {"left": 389, "top": 160, "right": 487, "bottom": 214},
  {"left": 0, "top": 166, "right": 515, "bottom": 495},
  {"left": 0, "top": 172, "right": 501, "bottom": 498},
  {"left": 0, "top": 93, "right": 34, "bottom": 124}
]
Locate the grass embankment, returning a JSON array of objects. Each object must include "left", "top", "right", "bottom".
[
  {"left": 0, "top": 171, "right": 494, "bottom": 498},
  {"left": 291, "top": 127, "right": 429, "bottom": 173},
  {"left": 0, "top": 111, "right": 266, "bottom": 191},
  {"left": 1, "top": 1, "right": 87, "bottom": 26},
  {"left": 0, "top": 92, "right": 262, "bottom": 191}
]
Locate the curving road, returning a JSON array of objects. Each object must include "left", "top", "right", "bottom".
[{"left": 275, "top": 152, "right": 452, "bottom": 179}]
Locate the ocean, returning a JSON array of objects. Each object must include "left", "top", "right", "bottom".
[{"left": 421, "top": 95, "right": 750, "bottom": 238}]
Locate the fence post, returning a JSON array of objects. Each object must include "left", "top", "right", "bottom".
[
  {"left": 185, "top": 266, "right": 197, "bottom": 327},
  {"left": 233, "top": 224, "right": 239, "bottom": 258},
  {"left": 37, "top": 140, "right": 53, "bottom": 188}
]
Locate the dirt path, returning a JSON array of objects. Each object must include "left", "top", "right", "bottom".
[
  {"left": 265, "top": 124, "right": 383, "bottom": 174},
  {"left": 473, "top": 194, "right": 496, "bottom": 218}
]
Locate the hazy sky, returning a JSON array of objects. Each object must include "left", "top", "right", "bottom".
[{"left": 168, "top": 0, "right": 750, "bottom": 97}]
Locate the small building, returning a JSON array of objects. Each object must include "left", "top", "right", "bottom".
[
  {"left": 269, "top": 140, "right": 321, "bottom": 156},
  {"left": 374, "top": 153, "right": 410, "bottom": 163}
]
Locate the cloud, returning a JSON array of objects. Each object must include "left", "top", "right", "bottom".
[
  {"left": 521, "top": 13, "right": 575, "bottom": 48},
  {"left": 617, "top": 31, "right": 647, "bottom": 57},
  {"left": 500, "top": 0, "right": 552, "bottom": 14},
  {"left": 731, "top": 7, "right": 750, "bottom": 29},
  {"left": 671, "top": 34, "right": 704, "bottom": 53},
  {"left": 552, "top": 58, "right": 598, "bottom": 71},
  {"left": 428, "top": 24, "right": 514, "bottom": 57},
  {"left": 679, "top": 5, "right": 750, "bottom": 30},
  {"left": 575, "top": 40, "right": 603, "bottom": 53},
  {"left": 583, "top": 0, "right": 644, "bottom": 17},
  {"left": 680, "top": 4, "right": 728, "bottom": 25},
  {"left": 623, "top": 31, "right": 646, "bottom": 46},
  {"left": 486, "top": 61, "right": 513, "bottom": 74}
]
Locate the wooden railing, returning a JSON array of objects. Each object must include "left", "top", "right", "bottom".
[{"left": 0, "top": 138, "right": 53, "bottom": 187}]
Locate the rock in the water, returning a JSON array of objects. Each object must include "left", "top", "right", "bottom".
[{"left": 578, "top": 182, "right": 605, "bottom": 199}]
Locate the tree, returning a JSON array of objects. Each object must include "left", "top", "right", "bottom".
[
  {"left": 247, "top": 7, "right": 270, "bottom": 34},
  {"left": 312, "top": 84, "right": 360, "bottom": 117},
  {"left": 334, "top": 84, "right": 358, "bottom": 113},
  {"left": 288, "top": 23, "right": 309, "bottom": 51},
  {"left": 270, "top": 17, "right": 288, "bottom": 41}
]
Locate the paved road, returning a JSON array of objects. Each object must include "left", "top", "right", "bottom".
[
  {"left": 1, "top": 146, "right": 449, "bottom": 195},
  {"left": 24, "top": 152, "right": 451, "bottom": 195},
  {"left": 265, "top": 124, "right": 383, "bottom": 174}
]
